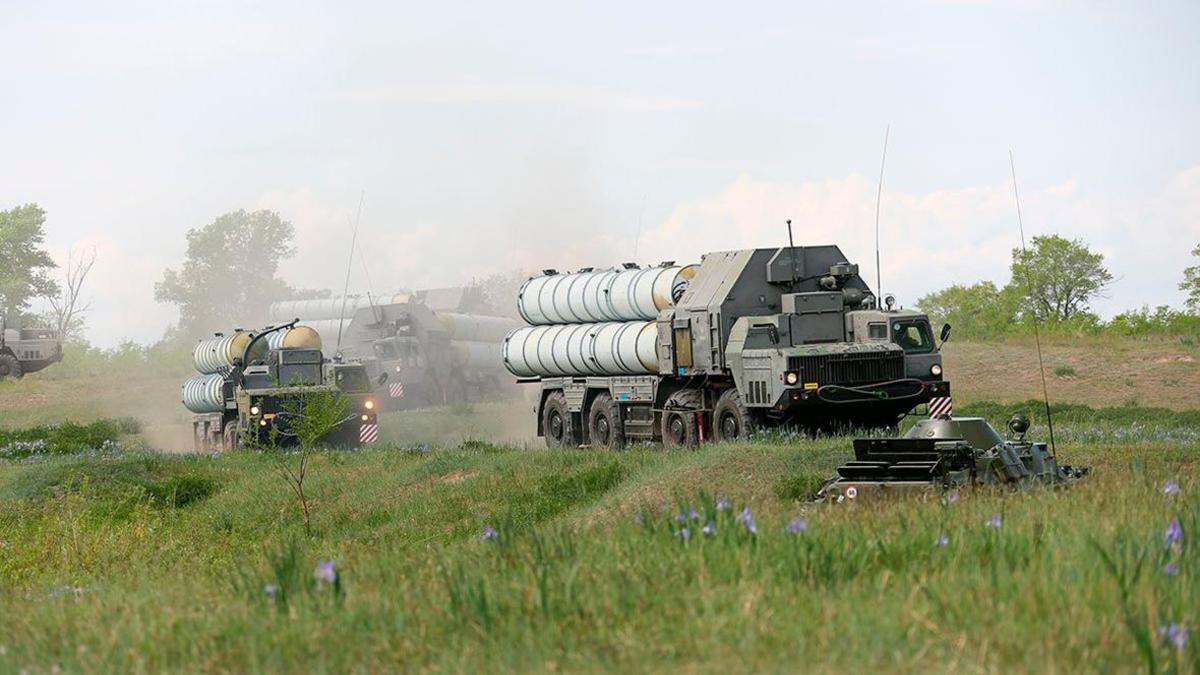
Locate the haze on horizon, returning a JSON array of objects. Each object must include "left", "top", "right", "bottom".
[{"left": 3, "top": 0, "right": 1198, "bottom": 347}]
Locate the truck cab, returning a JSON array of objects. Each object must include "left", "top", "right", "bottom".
[
  {"left": 846, "top": 306, "right": 945, "bottom": 381},
  {"left": 0, "top": 317, "right": 62, "bottom": 379},
  {"left": 235, "top": 348, "right": 378, "bottom": 446}
]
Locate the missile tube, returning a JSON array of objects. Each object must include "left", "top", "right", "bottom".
[
  {"left": 517, "top": 265, "right": 697, "bottom": 325},
  {"left": 192, "top": 332, "right": 252, "bottom": 375},
  {"left": 181, "top": 373, "right": 225, "bottom": 414},
  {"left": 267, "top": 294, "right": 412, "bottom": 322},
  {"left": 502, "top": 321, "right": 658, "bottom": 378}
]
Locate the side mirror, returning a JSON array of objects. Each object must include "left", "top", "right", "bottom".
[
  {"left": 376, "top": 372, "right": 390, "bottom": 386},
  {"left": 767, "top": 325, "right": 780, "bottom": 345},
  {"left": 940, "top": 323, "right": 952, "bottom": 344}
]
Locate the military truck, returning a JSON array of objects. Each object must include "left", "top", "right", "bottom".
[
  {"left": 503, "top": 246, "right": 952, "bottom": 448},
  {"left": 182, "top": 321, "right": 382, "bottom": 453},
  {"left": 267, "top": 289, "right": 520, "bottom": 411},
  {"left": 0, "top": 316, "right": 62, "bottom": 379}
]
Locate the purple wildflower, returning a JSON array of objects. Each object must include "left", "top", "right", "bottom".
[
  {"left": 936, "top": 533, "right": 950, "bottom": 547},
  {"left": 1159, "top": 623, "right": 1188, "bottom": 650},
  {"left": 481, "top": 525, "right": 499, "bottom": 542},
  {"left": 314, "top": 560, "right": 337, "bottom": 584},
  {"left": 677, "top": 506, "right": 700, "bottom": 523},
  {"left": 943, "top": 490, "right": 960, "bottom": 505},
  {"left": 986, "top": 514, "right": 1002, "bottom": 529},
  {"left": 736, "top": 506, "right": 758, "bottom": 535},
  {"left": 263, "top": 583, "right": 279, "bottom": 598},
  {"left": 701, "top": 521, "right": 715, "bottom": 536},
  {"left": 786, "top": 518, "right": 808, "bottom": 535},
  {"left": 1164, "top": 519, "right": 1183, "bottom": 547},
  {"left": 677, "top": 527, "right": 691, "bottom": 542},
  {"left": 1163, "top": 479, "right": 1181, "bottom": 495},
  {"left": 716, "top": 497, "right": 731, "bottom": 512},
  {"left": 1164, "top": 561, "right": 1179, "bottom": 576}
]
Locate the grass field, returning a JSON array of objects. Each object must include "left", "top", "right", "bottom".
[{"left": 0, "top": 336, "right": 1197, "bottom": 672}]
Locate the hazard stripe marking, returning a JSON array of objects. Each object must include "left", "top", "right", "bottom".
[
  {"left": 359, "top": 424, "right": 379, "bottom": 444},
  {"left": 929, "top": 397, "right": 953, "bottom": 418}
]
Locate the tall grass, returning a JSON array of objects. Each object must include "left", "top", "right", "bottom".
[{"left": 0, "top": 427, "right": 1195, "bottom": 672}]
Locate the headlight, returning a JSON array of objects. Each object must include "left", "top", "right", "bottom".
[
  {"left": 930, "top": 364, "right": 943, "bottom": 377},
  {"left": 364, "top": 399, "right": 375, "bottom": 410},
  {"left": 785, "top": 372, "right": 799, "bottom": 385},
  {"left": 259, "top": 419, "right": 268, "bottom": 427},
  {"left": 361, "top": 414, "right": 370, "bottom": 422},
  {"left": 249, "top": 405, "right": 260, "bottom": 416},
  {"left": 395, "top": 365, "right": 402, "bottom": 372}
]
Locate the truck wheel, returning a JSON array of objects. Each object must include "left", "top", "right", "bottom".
[
  {"left": 222, "top": 422, "right": 240, "bottom": 452},
  {"left": 713, "top": 389, "right": 756, "bottom": 442},
  {"left": 542, "top": 391, "right": 576, "bottom": 448},
  {"left": 0, "top": 354, "right": 23, "bottom": 380},
  {"left": 661, "top": 389, "right": 703, "bottom": 448},
  {"left": 588, "top": 394, "right": 625, "bottom": 450}
]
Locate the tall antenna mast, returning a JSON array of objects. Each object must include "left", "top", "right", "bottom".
[
  {"left": 786, "top": 219, "right": 798, "bottom": 286},
  {"left": 335, "top": 190, "right": 366, "bottom": 354},
  {"left": 874, "top": 124, "right": 890, "bottom": 298},
  {"left": 1009, "top": 150, "right": 1057, "bottom": 459}
]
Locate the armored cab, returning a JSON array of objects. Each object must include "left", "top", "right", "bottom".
[
  {"left": 505, "top": 246, "right": 952, "bottom": 448},
  {"left": 0, "top": 317, "right": 62, "bottom": 379}
]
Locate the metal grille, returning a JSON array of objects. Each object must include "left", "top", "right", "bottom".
[{"left": 787, "top": 351, "right": 904, "bottom": 385}]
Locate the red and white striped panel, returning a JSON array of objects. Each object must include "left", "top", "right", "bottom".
[
  {"left": 359, "top": 423, "right": 379, "bottom": 444},
  {"left": 388, "top": 382, "right": 405, "bottom": 398},
  {"left": 928, "top": 396, "right": 953, "bottom": 418}
]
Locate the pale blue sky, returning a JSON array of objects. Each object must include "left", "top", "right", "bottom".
[{"left": 3, "top": 1, "right": 1198, "bottom": 346}]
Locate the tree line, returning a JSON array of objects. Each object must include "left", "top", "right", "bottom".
[
  {"left": 917, "top": 235, "right": 1200, "bottom": 338},
  {"left": 3, "top": 202, "right": 1200, "bottom": 350}
]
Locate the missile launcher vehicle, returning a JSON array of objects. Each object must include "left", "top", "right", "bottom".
[
  {"left": 0, "top": 316, "right": 62, "bottom": 379},
  {"left": 267, "top": 288, "right": 520, "bottom": 411},
  {"left": 183, "top": 321, "right": 382, "bottom": 453},
  {"left": 816, "top": 414, "right": 1088, "bottom": 501},
  {"left": 504, "top": 245, "right": 952, "bottom": 448}
]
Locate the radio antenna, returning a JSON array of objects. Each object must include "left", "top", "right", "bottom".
[
  {"left": 335, "top": 190, "right": 366, "bottom": 354},
  {"left": 1008, "top": 150, "right": 1057, "bottom": 459},
  {"left": 786, "top": 219, "right": 798, "bottom": 286},
  {"left": 874, "top": 124, "right": 890, "bottom": 299}
]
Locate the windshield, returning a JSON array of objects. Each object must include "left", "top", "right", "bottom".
[
  {"left": 334, "top": 367, "right": 371, "bottom": 393},
  {"left": 891, "top": 320, "right": 935, "bottom": 353}
]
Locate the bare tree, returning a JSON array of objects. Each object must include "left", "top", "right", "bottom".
[{"left": 46, "top": 246, "right": 97, "bottom": 342}]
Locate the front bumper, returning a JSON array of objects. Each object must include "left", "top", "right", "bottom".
[{"left": 779, "top": 378, "right": 950, "bottom": 408}]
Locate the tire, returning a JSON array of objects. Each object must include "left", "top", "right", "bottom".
[
  {"left": 712, "top": 389, "right": 757, "bottom": 442},
  {"left": 542, "top": 391, "right": 576, "bottom": 448},
  {"left": 222, "top": 421, "right": 240, "bottom": 452},
  {"left": 588, "top": 394, "right": 626, "bottom": 450},
  {"left": 0, "top": 354, "right": 23, "bottom": 380},
  {"left": 661, "top": 388, "right": 704, "bottom": 448}
]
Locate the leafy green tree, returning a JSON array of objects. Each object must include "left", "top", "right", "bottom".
[
  {"left": 1010, "top": 235, "right": 1114, "bottom": 322},
  {"left": 916, "top": 281, "right": 1021, "bottom": 338},
  {"left": 1182, "top": 243, "right": 1200, "bottom": 313},
  {"left": 155, "top": 210, "right": 296, "bottom": 336},
  {"left": 0, "top": 204, "right": 59, "bottom": 322}
]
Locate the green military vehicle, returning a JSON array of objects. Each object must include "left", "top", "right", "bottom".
[
  {"left": 503, "top": 246, "right": 952, "bottom": 448},
  {"left": 183, "top": 322, "right": 383, "bottom": 453},
  {"left": 0, "top": 316, "right": 62, "bottom": 379},
  {"left": 817, "top": 414, "right": 1088, "bottom": 501},
  {"left": 267, "top": 289, "right": 520, "bottom": 412}
]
